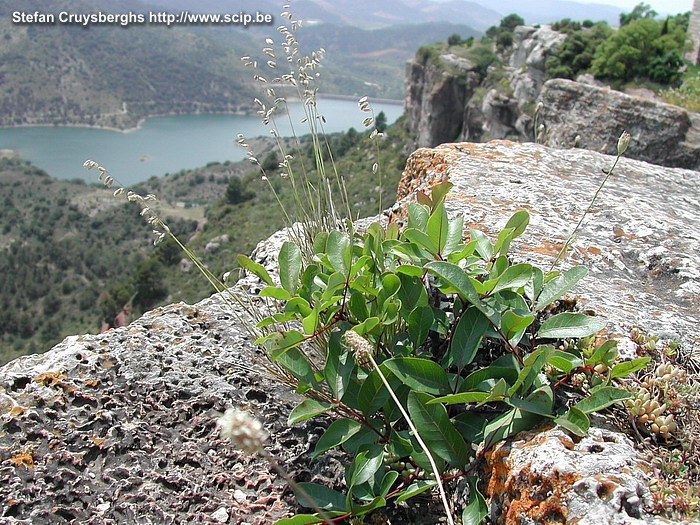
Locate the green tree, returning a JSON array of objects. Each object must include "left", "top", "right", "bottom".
[
  {"left": 225, "top": 176, "right": 255, "bottom": 204},
  {"left": 591, "top": 17, "right": 685, "bottom": 83},
  {"left": 375, "top": 111, "right": 388, "bottom": 133},
  {"left": 545, "top": 22, "right": 612, "bottom": 79},
  {"left": 500, "top": 13, "right": 525, "bottom": 32},
  {"left": 447, "top": 33, "right": 462, "bottom": 46},
  {"left": 620, "top": 2, "right": 658, "bottom": 26}
]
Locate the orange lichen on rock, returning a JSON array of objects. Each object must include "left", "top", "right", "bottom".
[
  {"left": 8, "top": 451, "right": 34, "bottom": 469},
  {"left": 481, "top": 430, "right": 582, "bottom": 525}
]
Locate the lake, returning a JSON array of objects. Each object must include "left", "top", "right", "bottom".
[{"left": 0, "top": 98, "right": 403, "bottom": 185}]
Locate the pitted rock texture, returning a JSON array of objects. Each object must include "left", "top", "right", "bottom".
[
  {"left": 393, "top": 140, "right": 700, "bottom": 350},
  {"left": 0, "top": 297, "right": 335, "bottom": 524},
  {"left": 538, "top": 78, "right": 700, "bottom": 170},
  {"left": 0, "top": 295, "right": 444, "bottom": 524},
  {"left": 482, "top": 427, "right": 662, "bottom": 525}
]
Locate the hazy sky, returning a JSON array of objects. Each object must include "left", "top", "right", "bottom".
[{"left": 585, "top": 0, "right": 693, "bottom": 15}]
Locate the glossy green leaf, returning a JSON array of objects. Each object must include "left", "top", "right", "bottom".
[
  {"left": 444, "top": 307, "right": 488, "bottom": 368},
  {"left": 407, "top": 202, "right": 430, "bottom": 230},
  {"left": 555, "top": 407, "right": 590, "bottom": 437},
  {"left": 349, "top": 447, "right": 384, "bottom": 487},
  {"left": 453, "top": 412, "right": 487, "bottom": 443},
  {"left": 462, "top": 476, "right": 487, "bottom": 525},
  {"left": 408, "top": 306, "right": 434, "bottom": 349},
  {"left": 259, "top": 286, "right": 293, "bottom": 301},
  {"left": 380, "top": 471, "right": 399, "bottom": 498},
  {"left": 354, "top": 316, "right": 380, "bottom": 336},
  {"left": 294, "top": 482, "right": 347, "bottom": 511},
  {"left": 574, "top": 386, "right": 632, "bottom": 414},
  {"left": 267, "top": 330, "right": 305, "bottom": 358},
  {"left": 236, "top": 254, "right": 274, "bottom": 286},
  {"left": 483, "top": 407, "right": 541, "bottom": 447},
  {"left": 279, "top": 241, "right": 302, "bottom": 294},
  {"left": 537, "top": 312, "right": 605, "bottom": 339},
  {"left": 610, "top": 357, "right": 651, "bottom": 379},
  {"left": 351, "top": 496, "right": 386, "bottom": 515},
  {"left": 342, "top": 425, "right": 381, "bottom": 455},
  {"left": 525, "top": 266, "right": 544, "bottom": 302},
  {"left": 407, "top": 391, "right": 470, "bottom": 467},
  {"left": 470, "top": 229, "right": 493, "bottom": 261},
  {"left": 288, "top": 399, "right": 335, "bottom": 425},
  {"left": 312, "top": 418, "right": 362, "bottom": 459},
  {"left": 507, "top": 386, "right": 554, "bottom": 417},
  {"left": 548, "top": 350, "right": 584, "bottom": 374},
  {"left": 358, "top": 366, "right": 401, "bottom": 416},
  {"left": 535, "top": 266, "right": 588, "bottom": 311},
  {"left": 323, "top": 329, "right": 355, "bottom": 400},
  {"left": 504, "top": 209, "right": 530, "bottom": 237},
  {"left": 424, "top": 261, "right": 481, "bottom": 306},
  {"left": 491, "top": 263, "right": 533, "bottom": 294},
  {"left": 508, "top": 345, "right": 554, "bottom": 397},
  {"left": 275, "top": 347, "right": 316, "bottom": 386},
  {"left": 395, "top": 480, "right": 437, "bottom": 503},
  {"left": 444, "top": 215, "right": 464, "bottom": 256},
  {"left": 404, "top": 228, "right": 438, "bottom": 255},
  {"left": 428, "top": 391, "right": 490, "bottom": 405},
  {"left": 384, "top": 358, "right": 451, "bottom": 395},
  {"left": 501, "top": 310, "right": 535, "bottom": 346},
  {"left": 586, "top": 340, "right": 618, "bottom": 366},
  {"left": 327, "top": 231, "right": 351, "bottom": 274},
  {"left": 430, "top": 181, "right": 453, "bottom": 208},
  {"left": 460, "top": 366, "right": 518, "bottom": 392},
  {"left": 427, "top": 201, "right": 449, "bottom": 253}
]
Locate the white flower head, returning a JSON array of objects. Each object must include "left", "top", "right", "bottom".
[{"left": 217, "top": 408, "right": 268, "bottom": 455}]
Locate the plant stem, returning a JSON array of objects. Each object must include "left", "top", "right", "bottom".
[
  {"left": 549, "top": 153, "right": 622, "bottom": 272},
  {"left": 367, "top": 354, "right": 456, "bottom": 525}
]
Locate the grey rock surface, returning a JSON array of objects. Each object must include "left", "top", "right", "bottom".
[
  {"left": 483, "top": 427, "right": 686, "bottom": 525},
  {"left": 394, "top": 140, "right": 700, "bottom": 349},
  {"left": 405, "top": 25, "right": 564, "bottom": 148},
  {"left": 0, "top": 298, "right": 330, "bottom": 524},
  {"left": 538, "top": 78, "right": 700, "bottom": 170}
]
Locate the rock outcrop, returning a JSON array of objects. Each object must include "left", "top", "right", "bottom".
[
  {"left": 538, "top": 78, "right": 700, "bottom": 170},
  {"left": 2, "top": 141, "right": 699, "bottom": 524},
  {"left": 404, "top": 51, "right": 483, "bottom": 148},
  {"left": 405, "top": 25, "right": 565, "bottom": 148},
  {"left": 394, "top": 140, "right": 700, "bottom": 348}
]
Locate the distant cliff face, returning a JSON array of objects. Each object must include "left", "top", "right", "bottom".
[
  {"left": 538, "top": 78, "right": 700, "bottom": 170},
  {"left": 404, "top": 26, "right": 565, "bottom": 148}
]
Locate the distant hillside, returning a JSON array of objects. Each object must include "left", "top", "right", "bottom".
[
  {"left": 0, "top": 0, "right": 259, "bottom": 129},
  {"left": 298, "top": 22, "right": 481, "bottom": 99},
  {"left": 0, "top": 117, "right": 414, "bottom": 365}
]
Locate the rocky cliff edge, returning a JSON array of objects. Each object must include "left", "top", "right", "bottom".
[{"left": 1, "top": 141, "right": 699, "bottom": 524}]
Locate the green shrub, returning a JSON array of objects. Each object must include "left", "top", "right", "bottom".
[{"left": 242, "top": 182, "right": 646, "bottom": 524}]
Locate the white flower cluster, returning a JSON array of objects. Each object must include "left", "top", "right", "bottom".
[
  {"left": 217, "top": 408, "right": 268, "bottom": 455},
  {"left": 343, "top": 330, "right": 375, "bottom": 369}
]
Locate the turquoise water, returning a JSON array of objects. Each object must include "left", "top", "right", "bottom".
[{"left": 0, "top": 99, "right": 403, "bottom": 185}]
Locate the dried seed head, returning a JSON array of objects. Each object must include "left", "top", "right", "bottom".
[
  {"left": 343, "top": 330, "right": 375, "bottom": 369},
  {"left": 617, "top": 130, "right": 631, "bottom": 156},
  {"left": 217, "top": 408, "right": 268, "bottom": 455}
]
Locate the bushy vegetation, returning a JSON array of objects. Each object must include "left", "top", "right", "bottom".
[
  {"left": 0, "top": 158, "right": 197, "bottom": 363},
  {"left": 545, "top": 6, "right": 690, "bottom": 86},
  {"left": 545, "top": 22, "right": 613, "bottom": 79},
  {"left": 591, "top": 14, "right": 688, "bottom": 84}
]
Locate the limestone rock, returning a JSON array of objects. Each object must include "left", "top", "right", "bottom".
[
  {"left": 404, "top": 51, "right": 482, "bottom": 148},
  {"left": 538, "top": 78, "right": 700, "bottom": 170},
  {"left": 482, "top": 426, "right": 679, "bottom": 525},
  {"left": 394, "top": 140, "right": 700, "bottom": 348},
  {"left": 405, "top": 25, "right": 564, "bottom": 148}
]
